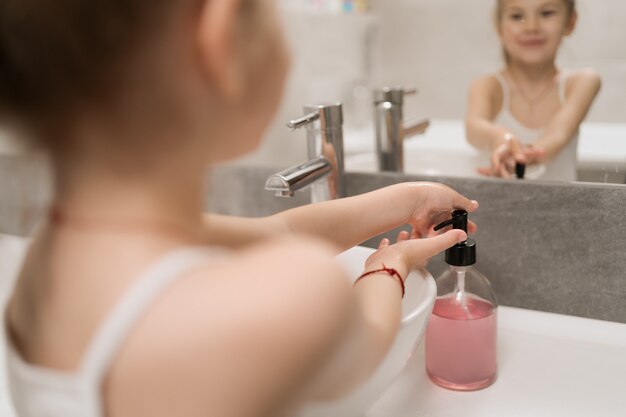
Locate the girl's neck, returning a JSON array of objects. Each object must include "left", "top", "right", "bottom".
[
  {"left": 51, "top": 152, "right": 209, "bottom": 245},
  {"left": 40, "top": 70, "right": 233, "bottom": 245},
  {"left": 505, "top": 60, "right": 559, "bottom": 83}
]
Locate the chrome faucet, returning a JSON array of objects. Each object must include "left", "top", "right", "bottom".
[
  {"left": 265, "top": 103, "right": 345, "bottom": 202},
  {"left": 373, "top": 87, "right": 430, "bottom": 172}
]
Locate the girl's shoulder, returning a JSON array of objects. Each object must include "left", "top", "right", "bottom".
[
  {"left": 468, "top": 73, "right": 506, "bottom": 111},
  {"left": 564, "top": 68, "right": 601, "bottom": 82},
  {"left": 563, "top": 68, "right": 602, "bottom": 96},
  {"left": 106, "top": 236, "right": 355, "bottom": 415},
  {"left": 469, "top": 73, "right": 507, "bottom": 97},
  {"left": 470, "top": 73, "right": 504, "bottom": 91}
]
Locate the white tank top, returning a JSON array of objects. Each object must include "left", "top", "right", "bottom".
[
  {"left": 493, "top": 71, "right": 578, "bottom": 182},
  {"left": 4, "top": 247, "right": 222, "bottom": 417}
]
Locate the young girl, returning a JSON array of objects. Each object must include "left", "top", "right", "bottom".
[
  {"left": 1, "top": 1, "right": 477, "bottom": 416},
  {"left": 466, "top": 0, "right": 601, "bottom": 180}
]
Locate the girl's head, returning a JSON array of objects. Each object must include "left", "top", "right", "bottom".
[
  {"left": 495, "top": 0, "right": 577, "bottom": 65},
  {"left": 0, "top": 0, "right": 289, "bottom": 164}
]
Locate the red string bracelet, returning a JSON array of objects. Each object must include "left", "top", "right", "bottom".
[{"left": 354, "top": 264, "right": 405, "bottom": 298}]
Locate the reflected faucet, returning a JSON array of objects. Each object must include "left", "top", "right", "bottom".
[
  {"left": 373, "top": 87, "right": 430, "bottom": 172},
  {"left": 265, "top": 104, "right": 345, "bottom": 203}
]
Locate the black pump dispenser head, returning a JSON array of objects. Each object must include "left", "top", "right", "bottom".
[{"left": 434, "top": 210, "right": 476, "bottom": 266}]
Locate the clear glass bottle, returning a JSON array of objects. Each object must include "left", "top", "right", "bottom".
[{"left": 425, "top": 210, "right": 498, "bottom": 391}]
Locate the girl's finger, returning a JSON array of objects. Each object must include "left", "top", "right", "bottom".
[
  {"left": 509, "top": 138, "right": 526, "bottom": 165},
  {"left": 413, "top": 229, "right": 468, "bottom": 260},
  {"left": 378, "top": 237, "right": 390, "bottom": 249},
  {"left": 426, "top": 219, "right": 477, "bottom": 236},
  {"left": 505, "top": 156, "right": 516, "bottom": 171},
  {"left": 491, "top": 150, "right": 502, "bottom": 172},
  {"left": 397, "top": 231, "right": 410, "bottom": 242},
  {"left": 524, "top": 146, "right": 545, "bottom": 164},
  {"left": 468, "top": 220, "right": 478, "bottom": 234},
  {"left": 499, "top": 163, "right": 510, "bottom": 178},
  {"left": 452, "top": 192, "right": 478, "bottom": 213}
]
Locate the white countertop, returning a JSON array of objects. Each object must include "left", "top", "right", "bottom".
[{"left": 368, "top": 306, "right": 626, "bottom": 417}]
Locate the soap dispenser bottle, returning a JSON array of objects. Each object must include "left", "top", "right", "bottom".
[{"left": 425, "top": 210, "right": 497, "bottom": 391}]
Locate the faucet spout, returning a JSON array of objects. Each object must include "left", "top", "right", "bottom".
[
  {"left": 265, "top": 157, "right": 331, "bottom": 198},
  {"left": 266, "top": 103, "right": 345, "bottom": 202},
  {"left": 404, "top": 118, "right": 430, "bottom": 138}
]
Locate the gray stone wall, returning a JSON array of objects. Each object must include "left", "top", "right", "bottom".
[{"left": 210, "top": 166, "right": 626, "bottom": 324}]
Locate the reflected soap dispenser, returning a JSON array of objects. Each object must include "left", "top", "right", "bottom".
[{"left": 425, "top": 210, "right": 498, "bottom": 391}]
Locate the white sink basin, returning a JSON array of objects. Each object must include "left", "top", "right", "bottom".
[{"left": 298, "top": 246, "right": 436, "bottom": 417}]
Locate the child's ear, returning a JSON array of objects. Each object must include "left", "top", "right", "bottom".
[
  {"left": 197, "top": 0, "right": 245, "bottom": 100},
  {"left": 564, "top": 9, "right": 578, "bottom": 36}
]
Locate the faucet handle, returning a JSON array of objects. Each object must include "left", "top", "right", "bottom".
[
  {"left": 373, "top": 86, "right": 418, "bottom": 105},
  {"left": 287, "top": 104, "right": 344, "bottom": 131},
  {"left": 287, "top": 111, "right": 320, "bottom": 130}
]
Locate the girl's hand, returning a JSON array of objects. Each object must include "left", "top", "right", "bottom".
[
  {"left": 478, "top": 135, "right": 545, "bottom": 178},
  {"left": 481, "top": 134, "right": 526, "bottom": 178},
  {"left": 363, "top": 229, "right": 468, "bottom": 280},
  {"left": 522, "top": 144, "right": 546, "bottom": 166},
  {"left": 405, "top": 183, "right": 478, "bottom": 239}
]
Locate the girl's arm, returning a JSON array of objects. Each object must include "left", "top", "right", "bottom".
[
  {"left": 298, "top": 229, "right": 468, "bottom": 401},
  {"left": 204, "top": 182, "right": 477, "bottom": 252},
  {"left": 202, "top": 213, "right": 288, "bottom": 248},
  {"left": 466, "top": 76, "right": 531, "bottom": 177},
  {"left": 533, "top": 69, "right": 602, "bottom": 160},
  {"left": 465, "top": 75, "right": 511, "bottom": 151}
]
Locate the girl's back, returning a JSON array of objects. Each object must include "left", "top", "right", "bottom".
[{"left": 6, "top": 228, "right": 353, "bottom": 417}]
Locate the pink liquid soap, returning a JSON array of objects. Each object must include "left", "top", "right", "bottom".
[{"left": 425, "top": 295, "right": 497, "bottom": 391}]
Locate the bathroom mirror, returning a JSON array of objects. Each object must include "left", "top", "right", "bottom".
[{"left": 260, "top": 0, "right": 626, "bottom": 186}]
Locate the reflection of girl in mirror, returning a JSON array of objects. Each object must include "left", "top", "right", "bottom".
[
  {"left": 1, "top": 0, "right": 479, "bottom": 416},
  {"left": 466, "top": 0, "right": 601, "bottom": 180}
]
